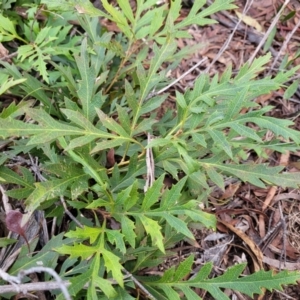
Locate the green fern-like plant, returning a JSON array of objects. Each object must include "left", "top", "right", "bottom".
[
  {"left": 143, "top": 256, "right": 300, "bottom": 300},
  {"left": 0, "top": 0, "right": 300, "bottom": 299}
]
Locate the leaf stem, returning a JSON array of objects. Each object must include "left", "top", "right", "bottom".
[
  {"left": 58, "top": 137, "right": 113, "bottom": 201},
  {"left": 107, "top": 149, "right": 145, "bottom": 174},
  {"left": 104, "top": 41, "right": 135, "bottom": 94}
]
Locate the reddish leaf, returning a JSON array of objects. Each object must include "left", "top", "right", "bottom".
[
  {"left": 106, "top": 148, "right": 115, "bottom": 167},
  {"left": 5, "top": 210, "right": 25, "bottom": 235},
  {"left": 5, "top": 210, "right": 30, "bottom": 251}
]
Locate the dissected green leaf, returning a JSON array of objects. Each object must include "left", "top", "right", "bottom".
[
  {"left": 120, "top": 216, "right": 137, "bottom": 248},
  {"left": 0, "top": 100, "right": 33, "bottom": 119},
  {"left": 75, "top": 38, "right": 97, "bottom": 122},
  {"left": 206, "top": 162, "right": 300, "bottom": 188},
  {"left": 25, "top": 174, "right": 87, "bottom": 213},
  {"left": 93, "top": 274, "right": 117, "bottom": 298},
  {"left": 102, "top": 0, "right": 132, "bottom": 38},
  {"left": 106, "top": 230, "right": 126, "bottom": 254},
  {"left": 0, "top": 237, "right": 17, "bottom": 247},
  {"left": 160, "top": 177, "right": 187, "bottom": 208},
  {"left": 55, "top": 243, "right": 97, "bottom": 260},
  {"left": 67, "top": 270, "right": 93, "bottom": 299},
  {"left": 147, "top": 260, "right": 300, "bottom": 299},
  {"left": 97, "top": 109, "right": 131, "bottom": 138},
  {"left": 237, "top": 116, "right": 300, "bottom": 142},
  {"left": 102, "top": 248, "right": 124, "bottom": 287},
  {"left": 0, "top": 13, "right": 22, "bottom": 41},
  {"left": 157, "top": 213, "right": 194, "bottom": 239},
  {"left": 65, "top": 226, "right": 102, "bottom": 244},
  {"left": 138, "top": 215, "right": 165, "bottom": 253},
  {"left": 206, "top": 167, "right": 224, "bottom": 190},
  {"left": 223, "top": 86, "right": 249, "bottom": 121},
  {"left": 284, "top": 79, "right": 300, "bottom": 100},
  {"left": 0, "top": 78, "right": 26, "bottom": 95},
  {"left": 207, "top": 129, "right": 232, "bottom": 158},
  {"left": 142, "top": 175, "right": 164, "bottom": 210}
]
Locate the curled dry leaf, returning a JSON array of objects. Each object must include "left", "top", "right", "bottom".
[
  {"left": 218, "top": 219, "right": 263, "bottom": 271},
  {"left": 5, "top": 210, "right": 30, "bottom": 251},
  {"left": 0, "top": 43, "right": 8, "bottom": 58},
  {"left": 106, "top": 148, "right": 115, "bottom": 167},
  {"left": 6, "top": 210, "right": 25, "bottom": 234},
  {"left": 235, "top": 11, "right": 263, "bottom": 32}
]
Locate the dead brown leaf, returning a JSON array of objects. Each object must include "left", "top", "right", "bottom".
[
  {"left": 218, "top": 219, "right": 263, "bottom": 271},
  {"left": 0, "top": 43, "right": 9, "bottom": 59}
]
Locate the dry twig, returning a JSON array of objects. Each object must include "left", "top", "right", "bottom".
[
  {"left": 268, "top": 16, "right": 300, "bottom": 75},
  {"left": 205, "top": 0, "right": 254, "bottom": 72},
  {"left": 248, "top": 0, "right": 291, "bottom": 64},
  {"left": 144, "top": 133, "right": 155, "bottom": 192},
  {"left": 60, "top": 196, "right": 84, "bottom": 228},
  {"left": 122, "top": 268, "right": 157, "bottom": 300},
  {"left": 0, "top": 267, "right": 71, "bottom": 300}
]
